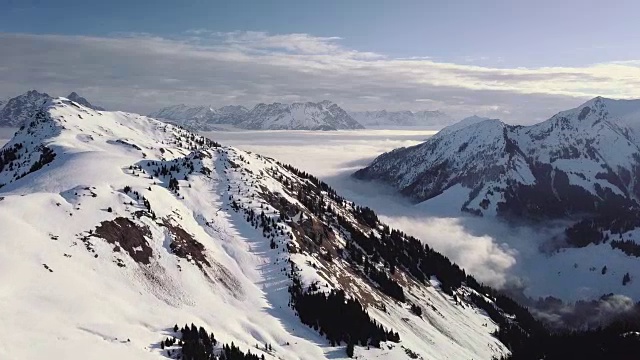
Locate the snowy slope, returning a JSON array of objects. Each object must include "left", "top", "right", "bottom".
[
  {"left": 0, "top": 97, "right": 513, "bottom": 359},
  {"left": 350, "top": 110, "right": 453, "bottom": 129}
]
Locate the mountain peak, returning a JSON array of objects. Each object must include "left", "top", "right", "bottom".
[
  {"left": 27, "top": 89, "right": 49, "bottom": 97},
  {"left": 65, "top": 91, "right": 105, "bottom": 111}
]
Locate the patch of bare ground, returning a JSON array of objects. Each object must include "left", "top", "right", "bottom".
[
  {"left": 163, "top": 219, "right": 210, "bottom": 268},
  {"left": 93, "top": 217, "right": 153, "bottom": 264}
]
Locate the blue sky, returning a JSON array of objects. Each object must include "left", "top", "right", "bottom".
[
  {"left": 3, "top": 0, "right": 638, "bottom": 66},
  {"left": 1, "top": 0, "right": 640, "bottom": 122}
]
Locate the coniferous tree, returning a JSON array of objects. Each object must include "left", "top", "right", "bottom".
[{"left": 346, "top": 340, "right": 355, "bottom": 358}]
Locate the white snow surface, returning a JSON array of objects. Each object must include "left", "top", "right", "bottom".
[{"left": 0, "top": 98, "right": 507, "bottom": 359}]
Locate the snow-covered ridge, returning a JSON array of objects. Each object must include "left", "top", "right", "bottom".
[
  {"left": 0, "top": 97, "right": 515, "bottom": 359},
  {"left": 150, "top": 100, "right": 364, "bottom": 131}
]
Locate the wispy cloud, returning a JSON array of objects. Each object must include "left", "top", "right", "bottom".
[{"left": 1, "top": 31, "right": 639, "bottom": 122}]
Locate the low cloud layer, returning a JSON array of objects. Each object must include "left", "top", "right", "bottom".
[
  {"left": 2, "top": 31, "right": 640, "bottom": 123},
  {"left": 379, "top": 216, "right": 518, "bottom": 288},
  {"left": 530, "top": 294, "right": 639, "bottom": 329}
]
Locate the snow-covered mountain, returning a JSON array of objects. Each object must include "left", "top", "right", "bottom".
[
  {"left": 149, "top": 101, "right": 364, "bottom": 131},
  {"left": 356, "top": 97, "right": 640, "bottom": 218},
  {"left": 356, "top": 98, "right": 640, "bottom": 261},
  {"left": 0, "top": 96, "right": 543, "bottom": 359},
  {"left": 241, "top": 100, "right": 363, "bottom": 130},
  {"left": 353, "top": 98, "right": 640, "bottom": 305},
  {"left": 0, "top": 90, "right": 105, "bottom": 127},
  {"left": 349, "top": 110, "right": 453, "bottom": 129}
]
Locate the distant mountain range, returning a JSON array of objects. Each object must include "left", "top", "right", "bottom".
[
  {"left": 0, "top": 90, "right": 104, "bottom": 127},
  {"left": 149, "top": 101, "right": 364, "bottom": 131},
  {"left": 0, "top": 91, "right": 460, "bottom": 131},
  {"left": 349, "top": 110, "right": 454, "bottom": 129},
  {"left": 150, "top": 103, "right": 462, "bottom": 131}
]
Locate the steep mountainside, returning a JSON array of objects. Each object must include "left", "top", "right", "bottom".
[
  {"left": 0, "top": 97, "right": 538, "bottom": 360},
  {"left": 350, "top": 110, "right": 453, "bottom": 129},
  {"left": 149, "top": 101, "right": 364, "bottom": 131},
  {"left": 0, "top": 90, "right": 104, "bottom": 127}
]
